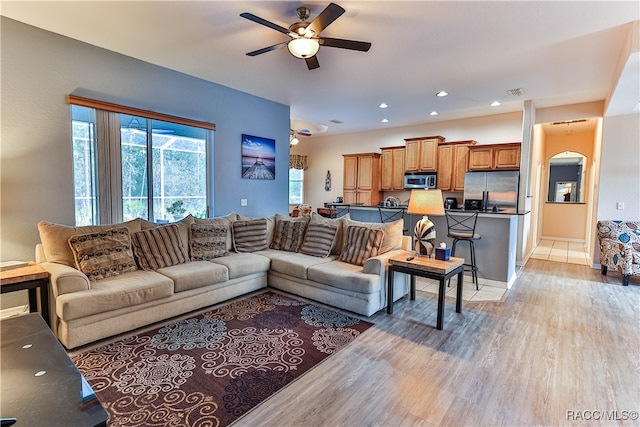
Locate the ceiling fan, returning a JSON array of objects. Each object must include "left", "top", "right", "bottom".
[{"left": 240, "top": 2, "right": 371, "bottom": 70}]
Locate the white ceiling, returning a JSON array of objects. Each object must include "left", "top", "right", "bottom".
[{"left": 2, "top": 1, "right": 638, "bottom": 136}]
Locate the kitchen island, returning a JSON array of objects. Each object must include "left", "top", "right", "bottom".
[{"left": 342, "top": 205, "right": 524, "bottom": 288}]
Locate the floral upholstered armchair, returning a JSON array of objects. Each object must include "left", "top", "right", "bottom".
[{"left": 597, "top": 220, "right": 640, "bottom": 286}]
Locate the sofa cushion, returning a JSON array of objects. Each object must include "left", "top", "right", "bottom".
[
  {"left": 343, "top": 217, "right": 403, "bottom": 255},
  {"left": 340, "top": 226, "right": 384, "bottom": 266},
  {"left": 300, "top": 223, "right": 338, "bottom": 258},
  {"left": 38, "top": 218, "right": 142, "bottom": 267},
  {"left": 68, "top": 227, "right": 138, "bottom": 281},
  {"left": 209, "top": 252, "right": 271, "bottom": 279},
  {"left": 189, "top": 223, "right": 228, "bottom": 261},
  {"left": 232, "top": 218, "right": 268, "bottom": 252},
  {"left": 156, "top": 261, "right": 229, "bottom": 293},
  {"left": 270, "top": 216, "right": 309, "bottom": 252},
  {"left": 258, "top": 249, "right": 334, "bottom": 280},
  {"left": 307, "top": 260, "right": 382, "bottom": 294},
  {"left": 131, "top": 224, "right": 189, "bottom": 270},
  {"left": 57, "top": 270, "right": 174, "bottom": 321},
  {"left": 309, "top": 212, "right": 350, "bottom": 255}
]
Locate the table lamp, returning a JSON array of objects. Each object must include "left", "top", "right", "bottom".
[{"left": 407, "top": 189, "right": 445, "bottom": 257}]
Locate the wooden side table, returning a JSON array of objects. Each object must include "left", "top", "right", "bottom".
[
  {"left": 387, "top": 253, "right": 464, "bottom": 330},
  {"left": 0, "top": 264, "right": 50, "bottom": 327}
]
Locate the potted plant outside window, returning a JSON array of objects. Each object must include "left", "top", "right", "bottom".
[{"left": 167, "top": 200, "right": 186, "bottom": 221}]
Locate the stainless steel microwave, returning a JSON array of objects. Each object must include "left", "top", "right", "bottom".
[{"left": 404, "top": 172, "right": 437, "bottom": 189}]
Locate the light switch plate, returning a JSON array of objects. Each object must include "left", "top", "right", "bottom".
[
  {"left": 240, "top": 198, "right": 248, "bottom": 207},
  {"left": 617, "top": 202, "right": 624, "bottom": 210}
]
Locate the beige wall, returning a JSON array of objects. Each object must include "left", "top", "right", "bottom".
[{"left": 540, "top": 129, "right": 596, "bottom": 240}]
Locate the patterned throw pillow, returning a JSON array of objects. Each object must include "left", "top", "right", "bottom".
[
  {"left": 68, "top": 227, "right": 137, "bottom": 281},
  {"left": 189, "top": 223, "right": 228, "bottom": 261},
  {"left": 270, "top": 219, "right": 308, "bottom": 252},
  {"left": 300, "top": 223, "right": 338, "bottom": 258},
  {"left": 131, "top": 224, "right": 189, "bottom": 270},
  {"left": 232, "top": 218, "right": 268, "bottom": 252},
  {"left": 339, "top": 226, "right": 384, "bottom": 266}
]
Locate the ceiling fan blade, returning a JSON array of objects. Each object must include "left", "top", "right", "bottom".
[
  {"left": 305, "top": 56, "right": 320, "bottom": 70},
  {"left": 306, "top": 3, "right": 345, "bottom": 36},
  {"left": 319, "top": 37, "right": 372, "bottom": 52},
  {"left": 246, "top": 43, "right": 286, "bottom": 57},
  {"left": 240, "top": 12, "right": 291, "bottom": 35}
]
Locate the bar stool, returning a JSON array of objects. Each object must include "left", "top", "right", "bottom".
[
  {"left": 378, "top": 206, "right": 408, "bottom": 233},
  {"left": 446, "top": 211, "right": 481, "bottom": 290}
]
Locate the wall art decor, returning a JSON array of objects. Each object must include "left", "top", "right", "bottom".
[{"left": 241, "top": 134, "right": 276, "bottom": 180}]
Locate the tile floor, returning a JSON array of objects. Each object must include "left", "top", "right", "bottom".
[
  {"left": 415, "top": 276, "right": 508, "bottom": 302},
  {"left": 530, "top": 239, "right": 590, "bottom": 265}
]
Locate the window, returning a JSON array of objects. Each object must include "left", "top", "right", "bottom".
[
  {"left": 289, "top": 168, "right": 304, "bottom": 205},
  {"left": 71, "top": 99, "right": 213, "bottom": 226}
]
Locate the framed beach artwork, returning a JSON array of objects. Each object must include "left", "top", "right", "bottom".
[{"left": 241, "top": 134, "right": 276, "bottom": 180}]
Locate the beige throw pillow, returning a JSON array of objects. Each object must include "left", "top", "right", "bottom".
[
  {"left": 309, "top": 212, "right": 350, "bottom": 255},
  {"left": 232, "top": 218, "right": 268, "bottom": 252},
  {"left": 189, "top": 223, "right": 228, "bottom": 261},
  {"left": 131, "top": 224, "right": 189, "bottom": 270},
  {"left": 340, "top": 226, "right": 384, "bottom": 266},
  {"left": 342, "top": 217, "right": 403, "bottom": 255},
  {"left": 300, "top": 223, "right": 338, "bottom": 258},
  {"left": 194, "top": 212, "right": 238, "bottom": 250},
  {"left": 68, "top": 227, "right": 137, "bottom": 281},
  {"left": 38, "top": 218, "right": 142, "bottom": 267}
]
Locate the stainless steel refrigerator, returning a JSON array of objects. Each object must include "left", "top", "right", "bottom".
[{"left": 463, "top": 171, "right": 519, "bottom": 212}]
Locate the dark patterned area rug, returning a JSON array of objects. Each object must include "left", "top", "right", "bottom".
[{"left": 72, "top": 291, "right": 372, "bottom": 426}]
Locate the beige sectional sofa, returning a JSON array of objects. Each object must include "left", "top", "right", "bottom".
[{"left": 36, "top": 212, "right": 409, "bottom": 349}]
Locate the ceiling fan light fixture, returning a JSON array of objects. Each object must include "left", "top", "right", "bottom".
[{"left": 288, "top": 38, "right": 320, "bottom": 58}]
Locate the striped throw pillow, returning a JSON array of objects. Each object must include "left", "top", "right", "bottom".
[
  {"left": 300, "top": 223, "right": 338, "bottom": 258},
  {"left": 189, "top": 223, "right": 228, "bottom": 261},
  {"left": 232, "top": 218, "right": 268, "bottom": 252},
  {"left": 270, "top": 219, "right": 308, "bottom": 252},
  {"left": 339, "top": 226, "right": 384, "bottom": 266},
  {"left": 131, "top": 224, "right": 189, "bottom": 270},
  {"left": 68, "top": 227, "right": 137, "bottom": 281}
]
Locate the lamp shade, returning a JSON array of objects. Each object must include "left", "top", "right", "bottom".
[
  {"left": 408, "top": 189, "right": 444, "bottom": 256},
  {"left": 287, "top": 38, "right": 320, "bottom": 59},
  {"left": 407, "top": 189, "right": 445, "bottom": 216}
]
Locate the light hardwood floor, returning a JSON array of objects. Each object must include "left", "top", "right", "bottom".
[{"left": 237, "top": 259, "right": 640, "bottom": 427}]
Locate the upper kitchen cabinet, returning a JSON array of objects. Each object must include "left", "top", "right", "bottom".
[
  {"left": 404, "top": 136, "right": 445, "bottom": 172},
  {"left": 343, "top": 153, "right": 382, "bottom": 205},
  {"left": 380, "top": 146, "right": 405, "bottom": 191},
  {"left": 468, "top": 142, "right": 521, "bottom": 171},
  {"left": 437, "top": 140, "right": 476, "bottom": 191}
]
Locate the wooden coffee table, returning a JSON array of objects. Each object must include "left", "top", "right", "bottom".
[
  {"left": 0, "top": 263, "right": 50, "bottom": 326},
  {"left": 387, "top": 252, "right": 464, "bottom": 330}
]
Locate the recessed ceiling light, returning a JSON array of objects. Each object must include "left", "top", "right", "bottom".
[
  {"left": 491, "top": 101, "right": 501, "bottom": 107},
  {"left": 379, "top": 103, "right": 388, "bottom": 109},
  {"left": 381, "top": 118, "right": 389, "bottom": 123},
  {"left": 436, "top": 91, "right": 448, "bottom": 97},
  {"left": 429, "top": 111, "right": 438, "bottom": 116}
]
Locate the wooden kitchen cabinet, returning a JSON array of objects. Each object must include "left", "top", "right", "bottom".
[
  {"left": 380, "top": 146, "right": 405, "bottom": 190},
  {"left": 437, "top": 140, "right": 476, "bottom": 191},
  {"left": 404, "top": 136, "right": 444, "bottom": 172},
  {"left": 343, "top": 153, "right": 382, "bottom": 205},
  {"left": 494, "top": 143, "right": 521, "bottom": 169},
  {"left": 468, "top": 143, "right": 521, "bottom": 171}
]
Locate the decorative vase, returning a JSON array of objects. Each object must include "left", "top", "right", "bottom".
[{"left": 413, "top": 215, "right": 436, "bottom": 256}]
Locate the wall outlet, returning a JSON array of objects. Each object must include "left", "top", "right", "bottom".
[
  {"left": 240, "top": 198, "right": 248, "bottom": 207},
  {"left": 617, "top": 202, "right": 624, "bottom": 210}
]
